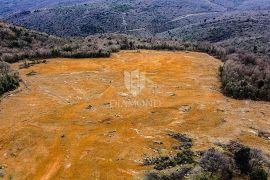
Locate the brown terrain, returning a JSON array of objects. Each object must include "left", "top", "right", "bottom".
[{"left": 0, "top": 50, "right": 269, "bottom": 179}]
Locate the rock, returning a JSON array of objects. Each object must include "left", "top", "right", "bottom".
[
  {"left": 239, "top": 108, "right": 250, "bottom": 113},
  {"left": 131, "top": 128, "right": 140, "bottom": 134},
  {"left": 153, "top": 140, "right": 163, "bottom": 145},
  {"left": 107, "top": 130, "right": 117, "bottom": 137},
  {"left": 86, "top": 105, "right": 93, "bottom": 110},
  {"left": 216, "top": 108, "right": 225, "bottom": 112},
  {"left": 166, "top": 92, "right": 176, "bottom": 97},
  {"left": 248, "top": 129, "right": 257, "bottom": 135},
  {"left": 179, "top": 105, "right": 191, "bottom": 112},
  {"left": 108, "top": 130, "right": 116, "bottom": 134},
  {"left": 114, "top": 114, "right": 121, "bottom": 117},
  {"left": 118, "top": 92, "right": 129, "bottom": 97},
  {"left": 102, "top": 102, "right": 112, "bottom": 109}
]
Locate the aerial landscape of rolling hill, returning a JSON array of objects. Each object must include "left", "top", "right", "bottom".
[
  {"left": 1, "top": 0, "right": 270, "bottom": 58},
  {"left": 0, "top": 0, "right": 270, "bottom": 179}
]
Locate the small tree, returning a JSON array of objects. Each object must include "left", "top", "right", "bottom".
[
  {"left": 234, "top": 147, "right": 251, "bottom": 174},
  {"left": 200, "top": 148, "right": 232, "bottom": 178}
]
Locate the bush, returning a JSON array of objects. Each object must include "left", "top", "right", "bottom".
[
  {"left": 226, "top": 141, "right": 245, "bottom": 154},
  {"left": 153, "top": 158, "right": 176, "bottom": 170},
  {"left": 234, "top": 147, "right": 251, "bottom": 174},
  {"left": 0, "top": 61, "right": 10, "bottom": 73},
  {"left": 51, "top": 48, "right": 61, "bottom": 57},
  {"left": 0, "top": 61, "right": 20, "bottom": 95},
  {"left": 146, "top": 167, "right": 192, "bottom": 180},
  {"left": 143, "top": 156, "right": 176, "bottom": 170},
  {"left": 200, "top": 148, "right": 232, "bottom": 178},
  {"left": 0, "top": 72, "right": 20, "bottom": 95},
  {"left": 175, "top": 149, "right": 194, "bottom": 164},
  {"left": 250, "top": 168, "right": 268, "bottom": 180}
]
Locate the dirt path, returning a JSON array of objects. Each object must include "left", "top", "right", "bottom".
[{"left": 0, "top": 50, "right": 269, "bottom": 179}]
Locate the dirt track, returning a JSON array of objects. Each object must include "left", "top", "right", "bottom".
[{"left": 0, "top": 50, "right": 269, "bottom": 179}]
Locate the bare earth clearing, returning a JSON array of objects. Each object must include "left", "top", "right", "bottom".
[{"left": 0, "top": 50, "right": 269, "bottom": 179}]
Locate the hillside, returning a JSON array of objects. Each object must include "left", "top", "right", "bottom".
[
  {"left": 2, "top": 0, "right": 270, "bottom": 57},
  {"left": 0, "top": 0, "right": 94, "bottom": 17},
  {"left": 0, "top": 22, "right": 65, "bottom": 63},
  {"left": 158, "top": 11, "right": 270, "bottom": 57},
  {"left": 0, "top": 22, "right": 116, "bottom": 63},
  {"left": 3, "top": 0, "right": 226, "bottom": 36}
]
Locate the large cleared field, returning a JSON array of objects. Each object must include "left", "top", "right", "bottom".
[{"left": 0, "top": 50, "right": 269, "bottom": 179}]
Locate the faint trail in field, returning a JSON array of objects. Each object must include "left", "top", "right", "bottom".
[{"left": 41, "top": 156, "right": 62, "bottom": 180}]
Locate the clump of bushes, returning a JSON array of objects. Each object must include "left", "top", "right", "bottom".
[
  {"left": 143, "top": 133, "right": 195, "bottom": 173},
  {"left": 174, "top": 149, "right": 194, "bottom": 164},
  {"left": 220, "top": 53, "right": 270, "bottom": 101},
  {"left": 0, "top": 23, "right": 112, "bottom": 63},
  {"left": 0, "top": 61, "right": 20, "bottom": 96},
  {"left": 143, "top": 134, "right": 269, "bottom": 180}
]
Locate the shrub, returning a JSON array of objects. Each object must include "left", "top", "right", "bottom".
[
  {"left": 169, "top": 133, "right": 192, "bottom": 143},
  {"left": 175, "top": 149, "right": 194, "bottom": 164},
  {"left": 226, "top": 141, "right": 245, "bottom": 154},
  {"left": 144, "top": 156, "right": 176, "bottom": 170},
  {"left": 1, "top": 53, "right": 16, "bottom": 63},
  {"left": 153, "top": 158, "right": 176, "bottom": 170},
  {"left": 0, "top": 72, "right": 20, "bottom": 95},
  {"left": 146, "top": 167, "right": 192, "bottom": 180},
  {"left": 62, "top": 44, "right": 73, "bottom": 52},
  {"left": 51, "top": 48, "right": 61, "bottom": 57},
  {"left": 250, "top": 149, "right": 265, "bottom": 169},
  {"left": 234, "top": 147, "right": 251, "bottom": 174},
  {"left": 250, "top": 168, "right": 268, "bottom": 180},
  {"left": 0, "top": 61, "right": 10, "bottom": 73},
  {"left": 0, "top": 61, "right": 20, "bottom": 95},
  {"left": 200, "top": 148, "right": 232, "bottom": 178}
]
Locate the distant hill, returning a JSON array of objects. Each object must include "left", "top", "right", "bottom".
[
  {"left": 2, "top": 0, "right": 270, "bottom": 56},
  {"left": 1, "top": 0, "right": 270, "bottom": 57},
  {"left": 158, "top": 11, "right": 270, "bottom": 57},
  {"left": 3, "top": 0, "right": 227, "bottom": 36},
  {"left": 0, "top": 0, "right": 94, "bottom": 17}
]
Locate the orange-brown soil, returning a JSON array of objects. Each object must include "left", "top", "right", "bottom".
[{"left": 0, "top": 50, "right": 269, "bottom": 179}]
